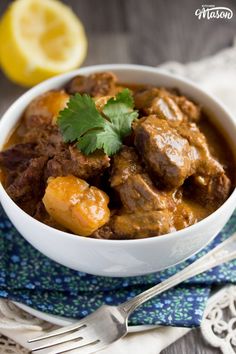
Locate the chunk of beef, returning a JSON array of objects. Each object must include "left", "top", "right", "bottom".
[
  {"left": 92, "top": 224, "right": 114, "bottom": 239},
  {"left": 66, "top": 72, "right": 117, "bottom": 97},
  {"left": 45, "top": 146, "right": 110, "bottom": 180},
  {"left": 176, "top": 122, "right": 231, "bottom": 206},
  {"left": 176, "top": 122, "right": 210, "bottom": 165},
  {"left": 176, "top": 120, "right": 229, "bottom": 178},
  {"left": 110, "top": 210, "right": 175, "bottom": 239},
  {"left": 186, "top": 171, "right": 231, "bottom": 209},
  {"left": 134, "top": 116, "right": 194, "bottom": 189},
  {"left": 110, "top": 146, "right": 142, "bottom": 187},
  {"left": 23, "top": 124, "right": 66, "bottom": 158},
  {"left": 0, "top": 143, "right": 37, "bottom": 171},
  {"left": 110, "top": 147, "right": 173, "bottom": 211},
  {"left": 134, "top": 88, "right": 200, "bottom": 123},
  {"left": 24, "top": 90, "right": 69, "bottom": 129},
  {"left": 134, "top": 88, "right": 184, "bottom": 124},
  {"left": 117, "top": 174, "right": 172, "bottom": 212},
  {"left": 93, "top": 209, "right": 176, "bottom": 239},
  {"left": 175, "top": 121, "right": 223, "bottom": 177},
  {"left": 6, "top": 156, "right": 47, "bottom": 200},
  {"left": 0, "top": 143, "right": 39, "bottom": 187},
  {"left": 173, "top": 201, "right": 199, "bottom": 230},
  {"left": 22, "top": 123, "right": 110, "bottom": 181},
  {"left": 6, "top": 156, "right": 48, "bottom": 215},
  {"left": 173, "top": 95, "right": 201, "bottom": 122}
]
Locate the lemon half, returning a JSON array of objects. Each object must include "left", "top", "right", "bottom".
[{"left": 0, "top": 0, "right": 87, "bottom": 86}]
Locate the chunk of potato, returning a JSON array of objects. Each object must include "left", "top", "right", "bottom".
[
  {"left": 43, "top": 176, "right": 110, "bottom": 236},
  {"left": 24, "top": 90, "right": 69, "bottom": 129}
]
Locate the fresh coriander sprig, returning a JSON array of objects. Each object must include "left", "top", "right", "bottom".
[{"left": 57, "top": 89, "right": 138, "bottom": 156}]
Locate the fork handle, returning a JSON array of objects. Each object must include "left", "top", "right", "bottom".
[{"left": 120, "top": 232, "right": 236, "bottom": 315}]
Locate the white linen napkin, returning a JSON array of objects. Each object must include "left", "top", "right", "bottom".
[{"left": 0, "top": 39, "right": 236, "bottom": 353}]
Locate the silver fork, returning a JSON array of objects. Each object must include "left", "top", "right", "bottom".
[{"left": 29, "top": 232, "right": 236, "bottom": 354}]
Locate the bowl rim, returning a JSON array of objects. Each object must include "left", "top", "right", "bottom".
[{"left": 0, "top": 63, "right": 235, "bottom": 246}]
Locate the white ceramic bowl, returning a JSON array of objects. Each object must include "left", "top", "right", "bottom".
[{"left": 0, "top": 64, "right": 235, "bottom": 277}]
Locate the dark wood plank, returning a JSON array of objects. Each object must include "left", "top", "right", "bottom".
[
  {"left": 62, "top": 0, "right": 128, "bottom": 33},
  {"left": 84, "top": 33, "right": 131, "bottom": 66},
  {"left": 162, "top": 328, "right": 221, "bottom": 354},
  {"left": 0, "top": 71, "right": 25, "bottom": 116},
  {"left": 125, "top": 0, "right": 236, "bottom": 65}
]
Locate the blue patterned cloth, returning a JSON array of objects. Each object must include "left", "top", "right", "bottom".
[{"left": 0, "top": 204, "right": 235, "bottom": 328}]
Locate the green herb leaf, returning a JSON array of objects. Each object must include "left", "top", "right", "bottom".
[
  {"left": 76, "top": 130, "right": 101, "bottom": 155},
  {"left": 96, "top": 124, "right": 123, "bottom": 156},
  {"left": 103, "top": 89, "right": 138, "bottom": 139},
  {"left": 58, "top": 89, "right": 138, "bottom": 156},
  {"left": 103, "top": 88, "right": 135, "bottom": 118},
  {"left": 57, "top": 94, "right": 105, "bottom": 143}
]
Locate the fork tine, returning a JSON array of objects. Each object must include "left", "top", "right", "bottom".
[
  {"left": 39, "top": 339, "right": 100, "bottom": 354},
  {"left": 30, "top": 332, "right": 83, "bottom": 352},
  {"left": 28, "top": 322, "right": 86, "bottom": 343}
]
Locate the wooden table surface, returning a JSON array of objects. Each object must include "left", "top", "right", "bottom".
[{"left": 0, "top": 0, "right": 236, "bottom": 353}]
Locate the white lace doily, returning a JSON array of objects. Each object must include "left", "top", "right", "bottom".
[
  {"left": 1, "top": 40, "right": 236, "bottom": 353},
  {"left": 0, "top": 335, "right": 28, "bottom": 354},
  {"left": 202, "top": 286, "right": 236, "bottom": 354},
  {"left": 0, "top": 300, "right": 55, "bottom": 353}
]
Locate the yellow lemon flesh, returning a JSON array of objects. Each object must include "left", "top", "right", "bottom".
[{"left": 0, "top": 0, "right": 87, "bottom": 86}]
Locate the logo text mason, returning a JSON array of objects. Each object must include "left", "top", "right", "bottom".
[{"left": 195, "top": 5, "right": 233, "bottom": 20}]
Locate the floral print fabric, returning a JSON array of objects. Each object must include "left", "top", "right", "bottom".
[{"left": 0, "top": 205, "right": 235, "bottom": 328}]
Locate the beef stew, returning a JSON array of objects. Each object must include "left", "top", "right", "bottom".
[{"left": 0, "top": 72, "right": 234, "bottom": 239}]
